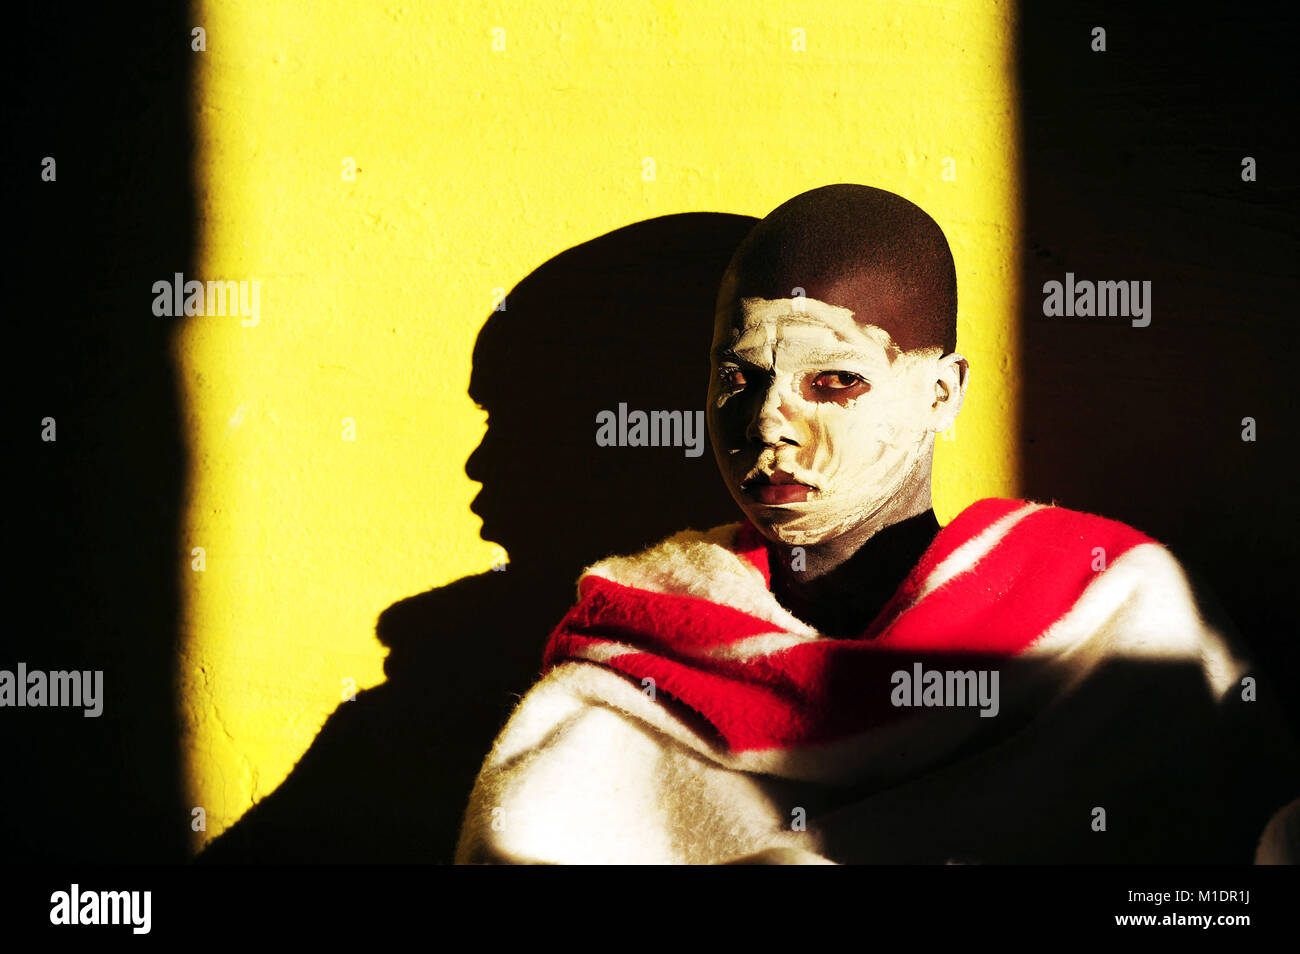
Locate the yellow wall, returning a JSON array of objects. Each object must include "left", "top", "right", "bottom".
[{"left": 179, "top": 0, "right": 1020, "bottom": 851}]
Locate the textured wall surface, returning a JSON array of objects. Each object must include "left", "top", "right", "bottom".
[{"left": 179, "top": 0, "right": 1019, "bottom": 850}]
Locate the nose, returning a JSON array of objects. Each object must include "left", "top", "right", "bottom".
[
  {"left": 746, "top": 379, "right": 800, "bottom": 447},
  {"left": 465, "top": 435, "right": 487, "bottom": 482}
]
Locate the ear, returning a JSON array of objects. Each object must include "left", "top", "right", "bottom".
[{"left": 929, "top": 352, "right": 968, "bottom": 431}]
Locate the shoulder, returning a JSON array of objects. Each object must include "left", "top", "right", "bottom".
[
  {"left": 580, "top": 521, "right": 753, "bottom": 596},
  {"left": 897, "top": 497, "right": 1162, "bottom": 620},
  {"left": 573, "top": 521, "right": 815, "bottom": 635},
  {"left": 944, "top": 497, "right": 1157, "bottom": 550},
  {"left": 931, "top": 496, "right": 1167, "bottom": 592},
  {"left": 946, "top": 499, "right": 1252, "bottom": 693},
  {"left": 595, "top": 522, "right": 747, "bottom": 563}
]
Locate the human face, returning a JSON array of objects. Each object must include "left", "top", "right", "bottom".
[{"left": 707, "top": 296, "right": 944, "bottom": 547}]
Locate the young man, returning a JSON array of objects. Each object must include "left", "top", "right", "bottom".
[{"left": 455, "top": 184, "right": 1294, "bottom": 864}]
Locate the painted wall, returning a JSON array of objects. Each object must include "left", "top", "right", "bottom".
[{"left": 180, "top": 0, "right": 1019, "bottom": 850}]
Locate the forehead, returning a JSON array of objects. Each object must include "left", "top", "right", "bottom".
[{"left": 712, "top": 296, "right": 898, "bottom": 363}]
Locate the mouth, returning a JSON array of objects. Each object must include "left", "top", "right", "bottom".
[{"left": 740, "top": 469, "right": 818, "bottom": 505}]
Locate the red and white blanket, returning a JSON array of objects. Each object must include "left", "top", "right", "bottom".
[{"left": 455, "top": 499, "right": 1258, "bottom": 864}]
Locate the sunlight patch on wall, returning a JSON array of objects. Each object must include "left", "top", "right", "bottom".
[{"left": 178, "top": 0, "right": 1019, "bottom": 852}]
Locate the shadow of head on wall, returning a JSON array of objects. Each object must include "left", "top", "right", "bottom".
[
  {"left": 196, "top": 212, "right": 755, "bottom": 863},
  {"left": 464, "top": 211, "right": 755, "bottom": 572}
]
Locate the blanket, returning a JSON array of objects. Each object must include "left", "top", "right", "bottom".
[{"left": 455, "top": 498, "right": 1277, "bottom": 864}]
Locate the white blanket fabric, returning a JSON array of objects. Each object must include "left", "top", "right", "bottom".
[{"left": 455, "top": 502, "right": 1284, "bottom": 864}]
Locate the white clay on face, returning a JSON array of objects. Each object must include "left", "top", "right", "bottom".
[{"left": 708, "top": 297, "right": 944, "bottom": 546}]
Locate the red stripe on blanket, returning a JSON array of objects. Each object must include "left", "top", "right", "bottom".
[
  {"left": 543, "top": 499, "right": 1156, "bottom": 751},
  {"left": 556, "top": 574, "right": 781, "bottom": 652}
]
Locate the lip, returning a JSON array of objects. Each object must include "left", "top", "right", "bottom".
[{"left": 741, "top": 471, "right": 817, "bottom": 505}]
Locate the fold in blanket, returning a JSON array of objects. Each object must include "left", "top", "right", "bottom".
[{"left": 455, "top": 498, "right": 1276, "bottom": 864}]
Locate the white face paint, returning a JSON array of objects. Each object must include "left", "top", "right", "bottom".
[{"left": 707, "top": 296, "right": 945, "bottom": 547}]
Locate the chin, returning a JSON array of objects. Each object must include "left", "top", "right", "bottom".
[{"left": 740, "top": 505, "right": 838, "bottom": 549}]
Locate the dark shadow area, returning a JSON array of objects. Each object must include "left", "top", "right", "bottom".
[
  {"left": 198, "top": 212, "right": 754, "bottom": 863},
  {"left": 799, "top": 655, "right": 1299, "bottom": 864},
  {"left": 4, "top": 5, "right": 193, "bottom": 862},
  {"left": 1016, "top": 3, "right": 1300, "bottom": 734}
]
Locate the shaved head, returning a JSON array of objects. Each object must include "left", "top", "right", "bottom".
[
  {"left": 715, "top": 184, "right": 958, "bottom": 354},
  {"left": 706, "top": 184, "right": 968, "bottom": 558}
]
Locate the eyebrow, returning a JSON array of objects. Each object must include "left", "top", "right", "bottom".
[
  {"left": 798, "top": 349, "right": 882, "bottom": 366},
  {"left": 711, "top": 346, "right": 886, "bottom": 368}
]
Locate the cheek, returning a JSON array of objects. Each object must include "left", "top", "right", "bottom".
[
  {"left": 707, "top": 394, "right": 741, "bottom": 445},
  {"left": 801, "top": 405, "right": 893, "bottom": 475},
  {"left": 802, "top": 389, "right": 930, "bottom": 480},
  {"left": 707, "top": 403, "right": 749, "bottom": 475}
]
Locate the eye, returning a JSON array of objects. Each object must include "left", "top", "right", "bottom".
[
  {"left": 717, "top": 366, "right": 747, "bottom": 389},
  {"left": 812, "top": 371, "right": 869, "bottom": 391}
]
